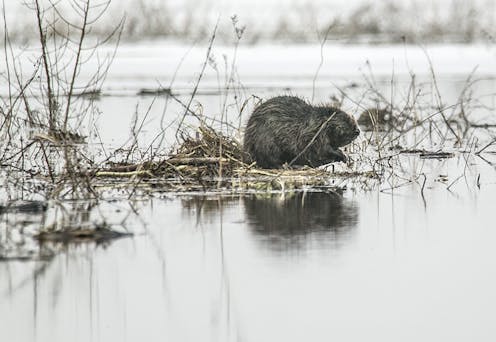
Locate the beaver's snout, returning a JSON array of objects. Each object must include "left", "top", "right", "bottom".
[{"left": 353, "top": 128, "right": 360, "bottom": 137}]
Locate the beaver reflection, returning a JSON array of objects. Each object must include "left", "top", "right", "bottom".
[{"left": 243, "top": 192, "right": 359, "bottom": 251}]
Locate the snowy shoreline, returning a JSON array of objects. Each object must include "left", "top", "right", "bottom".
[{"left": 2, "top": 41, "right": 495, "bottom": 95}]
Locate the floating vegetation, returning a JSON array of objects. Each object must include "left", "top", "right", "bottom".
[
  {"left": 0, "top": 200, "right": 47, "bottom": 214},
  {"left": 137, "top": 88, "right": 172, "bottom": 96},
  {"left": 418, "top": 151, "right": 455, "bottom": 159},
  {"left": 74, "top": 89, "right": 102, "bottom": 100},
  {"left": 35, "top": 223, "right": 132, "bottom": 245}
]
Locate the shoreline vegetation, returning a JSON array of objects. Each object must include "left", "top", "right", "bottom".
[
  {"left": 2, "top": 0, "right": 495, "bottom": 45},
  {"left": 0, "top": 0, "right": 495, "bottom": 251}
]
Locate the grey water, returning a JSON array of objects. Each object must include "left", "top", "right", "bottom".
[
  {"left": 1, "top": 42, "right": 496, "bottom": 342},
  {"left": 2, "top": 183, "right": 496, "bottom": 342}
]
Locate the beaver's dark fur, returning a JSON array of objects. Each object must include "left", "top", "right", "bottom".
[{"left": 243, "top": 96, "right": 360, "bottom": 168}]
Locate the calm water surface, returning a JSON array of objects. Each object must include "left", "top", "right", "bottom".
[{"left": 2, "top": 175, "right": 496, "bottom": 341}]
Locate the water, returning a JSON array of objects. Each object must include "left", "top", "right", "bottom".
[
  {"left": 1, "top": 41, "right": 496, "bottom": 341},
  {"left": 2, "top": 183, "right": 496, "bottom": 341}
]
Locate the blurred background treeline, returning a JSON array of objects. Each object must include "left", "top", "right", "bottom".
[{"left": 2, "top": 0, "right": 495, "bottom": 44}]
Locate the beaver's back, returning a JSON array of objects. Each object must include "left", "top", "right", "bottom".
[{"left": 247, "top": 96, "right": 310, "bottom": 122}]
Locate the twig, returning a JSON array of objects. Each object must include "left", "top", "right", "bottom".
[
  {"left": 476, "top": 138, "right": 496, "bottom": 155},
  {"left": 311, "top": 22, "right": 335, "bottom": 102},
  {"left": 420, "top": 173, "right": 427, "bottom": 208},
  {"left": 421, "top": 46, "right": 461, "bottom": 145},
  {"left": 34, "top": 0, "right": 56, "bottom": 130},
  {"left": 446, "top": 174, "right": 464, "bottom": 191},
  {"left": 175, "top": 19, "right": 219, "bottom": 139},
  {"left": 63, "top": 0, "right": 90, "bottom": 132}
]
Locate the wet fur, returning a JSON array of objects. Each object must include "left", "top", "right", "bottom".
[{"left": 244, "top": 96, "right": 359, "bottom": 168}]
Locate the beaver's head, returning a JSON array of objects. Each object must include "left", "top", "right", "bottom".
[{"left": 325, "top": 108, "right": 360, "bottom": 147}]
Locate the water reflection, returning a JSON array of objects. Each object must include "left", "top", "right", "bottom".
[
  {"left": 243, "top": 192, "right": 359, "bottom": 251},
  {"left": 0, "top": 200, "right": 133, "bottom": 262},
  {"left": 3, "top": 186, "right": 496, "bottom": 342},
  {"left": 180, "top": 195, "right": 240, "bottom": 226},
  {"left": 180, "top": 192, "right": 359, "bottom": 252}
]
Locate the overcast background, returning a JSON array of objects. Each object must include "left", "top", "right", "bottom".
[{"left": 2, "top": 0, "right": 495, "bottom": 44}]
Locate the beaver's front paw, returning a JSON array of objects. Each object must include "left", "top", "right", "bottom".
[
  {"left": 336, "top": 153, "right": 347, "bottom": 163},
  {"left": 333, "top": 149, "right": 347, "bottom": 163}
]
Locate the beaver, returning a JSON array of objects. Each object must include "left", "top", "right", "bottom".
[{"left": 243, "top": 96, "right": 360, "bottom": 168}]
